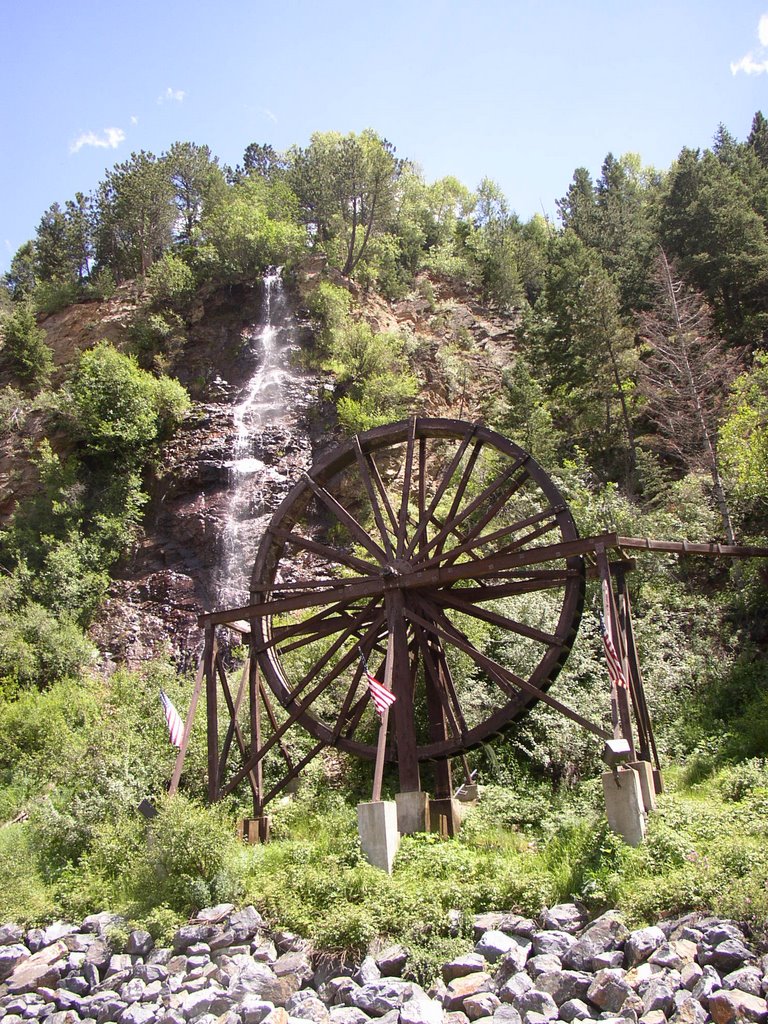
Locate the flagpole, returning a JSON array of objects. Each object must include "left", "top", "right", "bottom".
[{"left": 371, "top": 617, "right": 397, "bottom": 802}]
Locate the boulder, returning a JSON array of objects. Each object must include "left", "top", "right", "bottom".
[
  {"left": 625, "top": 927, "right": 666, "bottom": 968},
  {"left": 443, "top": 973, "right": 494, "bottom": 1012},
  {"left": 532, "top": 931, "right": 575, "bottom": 959},
  {"left": 442, "top": 953, "right": 487, "bottom": 983},
  {"left": 563, "top": 913, "right": 630, "bottom": 972},
  {"left": 540, "top": 904, "right": 589, "bottom": 935},
  {"left": 708, "top": 988, "right": 768, "bottom": 1024},
  {"left": 586, "top": 969, "right": 633, "bottom": 1013},
  {"left": 349, "top": 979, "right": 419, "bottom": 1016}
]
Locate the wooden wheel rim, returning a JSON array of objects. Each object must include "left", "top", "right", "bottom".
[{"left": 250, "top": 418, "right": 585, "bottom": 762}]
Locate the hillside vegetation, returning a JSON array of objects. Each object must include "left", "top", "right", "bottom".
[{"left": 1, "top": 120, "right": 768, "bottom": 960}]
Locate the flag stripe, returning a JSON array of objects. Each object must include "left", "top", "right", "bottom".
[
  {"left": 366, "top": 671, "right": 397, "bottom": 715},
  {"left": 359, "top": 650, "right": 397, "bottom": 717},
  {"left": 160, "top": 690, "right": 185, "bottom": 747}
]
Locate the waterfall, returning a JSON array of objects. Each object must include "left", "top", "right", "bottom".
[{"left": 216, "top": 268, "right": 303, "bottom": 608}]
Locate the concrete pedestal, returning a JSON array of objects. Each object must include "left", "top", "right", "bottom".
[
  {"left": 628, "top": 760, "right": 657, "bottom": 813},
  {"left": 429, "top": 797, "right": 461, "bottom": 837},
  {"left": 239, "top": 816, "right": 271, "bottom": 844},
  {"left": 395, "top": 790, "right": 430, "bottom": 834},
  {"left": 357, "top": 801, "right": 400, "bottom": 873},
  {"left": 602, "top": 767, "right": 646, "bottom": 847}
]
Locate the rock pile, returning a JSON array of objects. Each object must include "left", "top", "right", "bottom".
[{"left": 0, "top": 902, "right": 766, "bottom": 1024}]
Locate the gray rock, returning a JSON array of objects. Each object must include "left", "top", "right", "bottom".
[
  {"left": 285, "top": 993, "right": 330, "bottom": 1022},
  {"left": 251, "top": 942, "right": 278, "bottom": 965},
  {"left": 494, "top": 939, "right": 534, "bottom": 981},
  {"left": 443, "top": 953, "right": 488, "bottom": 983},
  {"left": 643, "top": 974, "right": 681, "bottom": 1015},
  {"left": 680, "top": 963, "right": 702, "bottom": 991},
  {"left": 120, "top": 1003, "right": 159, "bottom": 1024},
  {"left": 444, "top": 974, "right": 495, "bottom": 1012},
  {"left": 124, "top": 931, "right": 153, "bottom": 959},
  {"left": 119, "top": 978, "right": 146, "bottom": 1003},
  {"left": 500, "top": 917, "right": 539, "bottom": 941},
  {"left": 536, "top": 970, "right": 592, "bottom": 1005},
  {"left": 691, "top": 965, "right": 721, "bottom": 1008},
  {"left": 473, "top": 915, "right": 507, "bottom": 941},
  {"left": 625, "top": 928, "right": 666, "bottom": 968},
  {"left": 498, "top": 973, "right": 534, "bottom": 1005},
  {"left": 229, "top": 961, "right": 296, "bottom": 1005},
  {"left": 209, "top": 930, "right": 236, "bottom": 953},
  {"left": 586, "top": 969, "right": 633, "bottom": 1013},
  {"left": 672, "top": 994, "right": 708, "bottom": 1024},
  {"left": 0, "top": 922, "right": 24, "bottom": 945},
  {"left": 42, "top": 924, "right": 78, "bottom": 947},
  {"left": 493, "top": 1007, "right": 522, "bottom": 1024},
  {"left": 319, "top": 977, "right": 360, "bottom": 1007},
  {"left": 272, "top": 951, "right": 313, "bottom": 985},
  {"left": 707, "top": 988, "right": 768, "bottom": 1023},
  {"left": 532, "top": 931, "right": 575, "bottom": 959},
  {"left": 464, "top": 993, "right": 501, "bottom": 1021},
  {"left": 229, "top": 908, "right": 268, "bottom": 943},
  {"left": 559, "top": 999, "right": 595, "bottom": 1021},
  {"left": 0, "top": 943, "right": 30, "bottom": 980},
  {"left": 172, "top": 926, "right": 218, "bottom": 953},
  {"left": 349, "top": 979, "right": 418, "bottom": 1016},
  {"left": 26, "top": 928, "right": 45, "bottom": 953},
  {"left": 133, "top": 963, "right": 168, "bottom": 984},
  {"left": 591, "top": 952, "right": 625, "bottom": 970},
  {"left": 649, "top": 942, "right": 697, "bottom": 972},
  {"left": 515, "top": 989, "right": 559, "bottom": 1021},
  {"left": 722, "top": 966, "right": 763, "bottom": 996},
  {"left": 701, "top": 940, "right": 756, "bottom": 974},
  {"left": 353, "top": 957, "right": 381, "bottom": 987},
  {"left": 82, "top": 913, "right": 125, "bottom": 936},
  {"left": 106, "top": 955, "right": 134, "bottom": 978},
  {"left": 526, "top": 955, "right": 562, "bottom": 979},
  {"left": 564, "top": 914, "right": 630, "bottom": 972},
  {"left": 328, "top": 1009, "right": 371, "bottom": 1024},
  {"left": 476, "top": 932, "right": 529, "bottom": 966},
  {"left": 273, "top": 932, "right": 306, "bottom": 954},
  {"left": 399, "top": 990, "right": 444, "bottom": 1024},
  {"left": 195, "top": 904, "right": 236, "bottom": 924},
  {"left": 540, "top": 904, "right": 589, "bottom": 935},
  {"left": 239, "top": 996, "right": 276, "bottom": 1024},
  {"left": 375, "top": 945, "right": 408, "bottom": 978},
  {"left": 180, "top": 986, "right": 235, "bottom": 1019}
]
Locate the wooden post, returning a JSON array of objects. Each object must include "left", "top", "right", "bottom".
[
  {"left": 248, "top": 653, "right": 263, "bottom": 817},
  {"left": 204, "top": 626, "right": 220, "bottom": 803},
  {"left": 595, "top": 545, "right": 635, "bottom": 758},
  {"left": 388, "top": 589, "right": 420, "bottom": 793},
  {"left": 168, "top": 655, "right": 206, "bottom": 796}
]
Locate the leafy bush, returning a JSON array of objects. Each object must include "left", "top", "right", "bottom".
[{"left": 145, "top": 252, "right": 195, "bottom": 308}]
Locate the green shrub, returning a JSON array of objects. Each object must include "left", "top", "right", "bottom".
[
  {"left": 0, "top": 824, "right": 56, "bottom": 924},
  {"left": 145, "top": 252, "right": 195, "bottom": 308},
  {"left": 1, "top": 302, "right": 53, "bottom": 386},
  {"left": 33, "top": 279, "right": 81, "bottom": 315}
]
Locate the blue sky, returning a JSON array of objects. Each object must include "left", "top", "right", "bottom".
[{"left": 2, "top": 0, "right": 767, "bottom": 274}]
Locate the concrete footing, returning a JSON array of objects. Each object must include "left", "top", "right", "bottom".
[
  {"left": 239, "top": 816, "right": 271, "bottom": 844},
  {"left": 429, "top": 797, "right": 461, "bottom": 837},
  {"left": 603, "top": 767, "right": 646, "bottom": 847},
  {"left": 357, "top": 801, "right": 400, "bottom": 873},
  {"left": 395, "top": 790, "right": 430, "bottom": 834},
  {"left": 628, "top": 760, "right": 657, "bottom": 812}
]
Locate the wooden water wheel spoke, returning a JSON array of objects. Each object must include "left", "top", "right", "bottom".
[
  {"left": 420, "top": 504, "right": 564, "bottom": 572},
  {"left": 249, "top": 418, "right": 585, "bottom": 762},
  {"left": 272, "top": 527, "right": 381, "bottom": 575},
  {"left": 406, "top": 424, "right": 478, "bottom": 557},
  {"left": 354, "top": 436, "right": 396, "bottom": 560},
  {"left": 427, "top": 588, "right": 562, "bottom": 647},
  {"left": 301, "top": 471, "right": 390, "bottom": 565},
  {"left": 396, "top": 417, "right": 417, "bottom": 558},
  {"left": 412, "top": 455, "right": 530, "bottom": 564}
]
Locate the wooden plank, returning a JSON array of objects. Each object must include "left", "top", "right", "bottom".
[
  {"left": 168, "top": 655, "right": 206, "bottom": 797},
  {"left": 430, "top": 587, "right": 561, "bottom": 646},
  {"left": 204, "top": 628, "right": 219, "bottom": 803},
  {"left": 396, "top": 417, "right": 417, "bottom": 558},
  {"left": 595, "top": 544, "right": 635, "bottom": 755},
  {"left": 405, "top": 425, "right": 478, "bottom": 557}
]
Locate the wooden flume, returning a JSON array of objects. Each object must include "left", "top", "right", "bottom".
[{"left": 180, "top": 417, "right": 768, "bottom": 820}]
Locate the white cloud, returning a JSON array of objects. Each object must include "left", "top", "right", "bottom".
[
  {"left": 731, "top": 52, "right": 768, "bottom": 75},
  {"left": 261, "top": 107, "right": 278, "bottom": 123},
  {"left": 731, "top": 11, "right": 768, "bottom": 74},
  {"left": 158, "top": 87, "right": 185, "bottom": 104},
  {"left": 70, "top": 127, "right": 126, "bottom": 154},
  {"left": 130, "top": 115, "right": 139, "bottom": 125}
]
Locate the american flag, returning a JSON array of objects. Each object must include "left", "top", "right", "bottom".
[
  {"left": 160, "top": 689, "right": 185, "bottom": 747},
  {"left": 359, "top": 650, "right": 397, "bottom": 716},
  {"left": 598, "top": 611, "right": 630, "bottom": 690}
]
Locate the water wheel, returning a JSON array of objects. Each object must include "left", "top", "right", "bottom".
[{"left": 250, "top": 418, "right": 585, "bottom": 784}]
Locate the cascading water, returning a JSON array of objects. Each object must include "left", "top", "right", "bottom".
[{"left": 216, "top": 268, "right": 310, "bottom": 607}]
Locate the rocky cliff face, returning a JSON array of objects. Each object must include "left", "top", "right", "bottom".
[{"left": 3, "top": 271, "right": 522, "bottom": 672}]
